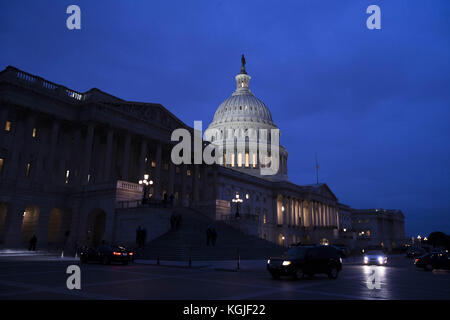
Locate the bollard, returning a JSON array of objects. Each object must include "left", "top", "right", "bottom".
[
  {"left": 237, "top": 248, "right": 240, "bottom": 271},
  {"left": 188, "top": 247, "right": 192, "bottom": 268}
]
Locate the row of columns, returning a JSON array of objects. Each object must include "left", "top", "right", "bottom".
[{"left": 279, "top": 196, "right": 338, "bottom": 228}]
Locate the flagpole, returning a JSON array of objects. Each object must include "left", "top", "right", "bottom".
[{"left": 315, "top": 153, "right": 319, "bottom": 184}]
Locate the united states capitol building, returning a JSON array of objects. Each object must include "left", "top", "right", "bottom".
[{"left": 0, "top": 58, "right": 406, "bottom": 254}]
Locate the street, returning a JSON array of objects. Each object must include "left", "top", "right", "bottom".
[{"left": 0, "top": 254, "right": 449, "bottom": 300}]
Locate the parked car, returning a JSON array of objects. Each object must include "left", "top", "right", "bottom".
[
  {"left": 415, "top": 253, "right": 450, "bottom": 271},
  {"left": 406, "top": 247, "right": 426, "bottom": 258},
  {"left": 80, "top": 244, "right": 134, "bottom": 265},
  {"left": 363, "top": 250, "right": 388, "bottom": 265},
  {"left": 267, "top": 245, "right": 342, "bottom": 280}
]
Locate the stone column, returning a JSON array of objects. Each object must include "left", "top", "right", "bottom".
[
  {"left": 6, "top": 119, "right": 25, "bottom": 180},
  {"left": 102, "top": 127, "right": 114, "bottom": 182},
  {"left": 0, "top": 107, "right": 8, "bottom": 147},
  {"left": 138, "top": 139, "right": 147, "bottom": 179},
  {"left": 192, "top": 164, "right": 199, "bottom": 205},
  {"left": 80, "top": 123, "right": 95, "bottom": 184},
  {"left": 314, "top": 201, "right": 320, "bottom": 227},
  {"left": 3, "top": 202, "right": 25, "bottom": 248},
  {"left": 168, "top": 160, "right": 175, "bottom": 197},
  {"left": 153, "top": 142, "right": 162, "bottom": 200},
  {"left": 180, "top": 164, "right": 187, "bottom": 206},
  {"left": 47, "top": 120, "right": 60, "bottom": 183},
  {"left": 68, "top": 128, "right": 81, "bottom": 185},
  {"left": 19, "top": 114, "right": 36, "bottom": 178},
  {"left": 121, "top": 132, "right": 131, "bottom": 181},
  {"left": 284, "top": 197, "right": 289, "bottom": 226}
]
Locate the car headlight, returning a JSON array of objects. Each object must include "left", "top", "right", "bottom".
[
  {"left": 282, "top": 260, "right": 292, "bottom": 266},
  {"left": 364, "top": 256, "right": 368, "bottom": 263},
  {"left": 377, "top": 256, "right": 384, "bottom": 264}
]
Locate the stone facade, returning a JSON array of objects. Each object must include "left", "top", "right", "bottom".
[
  {"left": 0, "top": 65, "right": 406, "bottom": 252},
  {"left": 351, "top": 208, "right": 406, "bottom": 251}
]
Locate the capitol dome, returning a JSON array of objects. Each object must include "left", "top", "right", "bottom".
[
  {"left": 209, "top": 57, "right": 276, "bottom": 128},
  {"left": 210, "top": 83, "right": 276, "bottom": 127},
  {"left": 206, "top": 55, "right": 288, "bottom": 182}
]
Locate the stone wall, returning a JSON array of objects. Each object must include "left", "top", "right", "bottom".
[{"left": 113, "top": 207, "right": 171, "bottom": 247}]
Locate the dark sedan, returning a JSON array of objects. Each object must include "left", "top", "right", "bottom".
[
  {"left": 415, "top": 252, "right": 450, "bottom": 271},
  {"left": 267, "top": 245, "right": 342, "bottom": 280},
  {"left": 80, "top": 244, "right": 134, "bottom": 265}
]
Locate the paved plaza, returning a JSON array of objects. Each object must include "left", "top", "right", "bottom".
[{"left": 0, "top": 253, "right": 449, "bottom": 300}]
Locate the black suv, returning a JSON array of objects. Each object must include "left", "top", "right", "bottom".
[{"left": 267, "top": 245, "right": 342, "bottom": 280}]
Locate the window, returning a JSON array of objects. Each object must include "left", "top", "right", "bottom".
[
  {"left": 151, "top": 161, "right": 156, "bottom": 168},
  {"left": 0, "top": 158, "right": 4, "bottom": 176},
  {"left": 231, "top": 153, "right": 235, "bottom": 167},
  {"left": 187, "top": 169, "right": 191, "bottom": 176},
  {"left": 4, "top": 121, "right": 11, "bottom": 132},
  {"left": 263, "top": 213, "right": 267, "bottom": 224},
  {"left": 245, "top": 153, "right": 249, "bottom": 167},
  {"left": 164, "top": 163, "right": 169, "bottom": 170},
  {"left": 176, "top": 166, "right": 180, "bottom": 173},
  {"left": 26, "top": 163, "right": 31, "bottom": 178},
  {"left": 252, "top": 153, "right": 257, "bottom": 167},
  {"left": 32, "top": 128, "right": 37, "bottom": 138}
]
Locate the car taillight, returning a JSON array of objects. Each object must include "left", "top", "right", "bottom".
[
  {"left": 113, "top": 252, "right": 122, "bottom": 256},
  {"left": 129, "top": 252, "right": 133, "bottom": 256},
  {"left": 415, "top": 258, "right": 418, "bottom": 263}
]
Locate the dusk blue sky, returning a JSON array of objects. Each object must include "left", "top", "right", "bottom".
[{"left": 1, "top": 1, "right": 449, "bottom": 236}]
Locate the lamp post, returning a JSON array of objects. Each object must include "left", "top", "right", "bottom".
[
  {"left": 232, "top": 193, "right": 243, "bottom": 218},
  {"left": 139, "top": 174, "right": 153, "bottom": 205}
]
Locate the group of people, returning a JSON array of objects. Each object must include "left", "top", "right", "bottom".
[
  {"left": 170, "top": 211, "right": 182, "bottom": 230},
  {"left": 206, "top": 225, "right": 218, "bottom": 246},
  {"left": 136, "top": 225, "right": 147, "bottom": 248}
]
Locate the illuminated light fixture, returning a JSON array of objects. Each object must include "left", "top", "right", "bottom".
[
  {"left": 281, "top": 206, "right": 285, "bottom": 212},
  {"left": 245, "top": 194, "right": 249, "bottom": 199}
]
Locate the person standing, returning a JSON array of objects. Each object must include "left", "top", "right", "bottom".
[
  {"left": 206, "top": 226, "right": 211, "bottom": 246},
  {"left": 211, "top": 227, "right": 217, "bottom": 247},
  {"left": 29, "top": 235, "right": 37, "bottom": 251},
  {"left": 141, "top": 227, "right": 147, "bottom": 248}
]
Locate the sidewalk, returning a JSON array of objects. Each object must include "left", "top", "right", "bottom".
[
  {"left": 0, "top": 249, "right": 79, "bottom": 261},
  {"left": 134, "top": 255, "right": 401, "bottom": 271},
  {"left": 134, "top": 258, "right": 265, "bottom": 271}
]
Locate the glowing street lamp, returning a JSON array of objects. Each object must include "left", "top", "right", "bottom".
[
  {"left": 232, "top": 193, "right": 243, "bottom": 218},
  {"left": 139, "top": 174, "right": 153, "bottom": 204}
]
